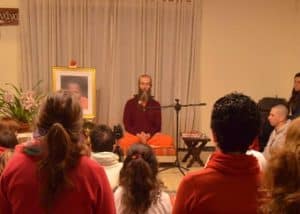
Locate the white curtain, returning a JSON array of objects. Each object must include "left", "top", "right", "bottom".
[{"left": 20, "top": 0, "right": 202, "bottom": 147}]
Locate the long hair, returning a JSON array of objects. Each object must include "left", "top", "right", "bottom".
[
  {"left": 36, "top": 90, "right": 83, "bottom": 211},
  {"left": 288, "top": 72, "right": 300, "bottom": 115},
  {"left": 260, "top": 118, "right": 300, "bottom": 214},
  {"left": 119, "top": 143, "right": 162, "bottom": 214}
]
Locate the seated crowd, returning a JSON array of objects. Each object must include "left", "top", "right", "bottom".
[{"left": 0, "top": 90, "right": 300, "bottom": 213}]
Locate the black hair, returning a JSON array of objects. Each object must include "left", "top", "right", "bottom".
[
  {"left": 211, "top": 92, "right": 261, "bottom": 153},
  {"left": 89, "top": 124, "right": 115, "bottom": 152},
  {"left": 0, "top": 130, "right": 18, "bottom": 149}
]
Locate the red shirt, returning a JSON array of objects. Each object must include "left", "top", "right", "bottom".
[
  {"left": 123, "top": 96, "right": 161, "bottom": 136},
  {"left": 173, "top": 151, "right": 261, "bottom": 214},
  {"left": 249, "top": 136, "right": 260, "bottom": 151},
  {"left": 0, "top": 144, "right": 116, "bottom": 214}
]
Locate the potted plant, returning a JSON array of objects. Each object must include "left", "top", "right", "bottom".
[{"left": 0, "top": 81, "right": 44, "bottom": 132}]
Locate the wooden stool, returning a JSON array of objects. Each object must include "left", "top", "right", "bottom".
[{"left": 182, "top": 137, "right": 211, "bottom": 167}]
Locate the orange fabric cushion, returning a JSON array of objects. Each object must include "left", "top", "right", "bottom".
[{"left": 118, "top": 132, "right": 174, "bottom": 155}]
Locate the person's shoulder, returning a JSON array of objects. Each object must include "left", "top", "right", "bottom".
[
  {"left": 126, "top": 96, "right": 138, "bottom": 104},
  {"left": 150, "top": 97, "right": 160, "bottom": 105},
  {"left": 158, "top": 191, "right": 172, "bottom": 210},
  {"left": 176, "top": 169, "right": 215, "bottom": 197},
  {"left": 268, "top": 129, "right": 276, "bottom": 138},
  {"left": 78, "top": 156, "right": 107, "bottom": 174},
  {"left": 80, "top": 155, "right": 103, "bottom": 167},
  {"left": 160, "top": 190, "right": 172, "bottom": 200},
  {"left": 1, "top": 147, "right": 36, "bottom": 177},
  {"left": 247, "top": 149, "right": 264, "bottom": 158},
  {"left": 78, "top": 156, "right": 110, "bottom": 181},
  {"left": 181, "top": 169, "right": 212, "bottom": 185}
]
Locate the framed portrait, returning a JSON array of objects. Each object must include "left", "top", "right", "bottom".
[{"left": 52, "top": 66, "right": 96, "bottom": 119}]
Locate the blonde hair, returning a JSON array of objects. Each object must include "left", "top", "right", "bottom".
[
  {"left": 260, "top": 118, "right": 300, "bottom": 213},
  {"left": 285, "top": 118, "right": 300, "bottom": 145}
]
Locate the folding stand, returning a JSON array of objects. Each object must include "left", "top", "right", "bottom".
[{"left": 159, "top": 99, "right": 206, "bottom": 175}]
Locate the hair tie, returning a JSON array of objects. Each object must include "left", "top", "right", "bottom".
[
  {"left": 131, "top": 154, "right": 142, "bottom": 160},
  {"left": 33, "top": 128, "right": 47, "bottom": 138}
]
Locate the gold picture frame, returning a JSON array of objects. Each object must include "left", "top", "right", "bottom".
[{"left": 52, "top": 66, "right": 96, "bottom": 119}]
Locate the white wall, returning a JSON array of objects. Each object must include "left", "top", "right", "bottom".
[
  {"left": 199, "top": 0, "right": 300, "bottom": 134},
  {"left": 0, "top": 0, "right": 20, "bottom": 87}
]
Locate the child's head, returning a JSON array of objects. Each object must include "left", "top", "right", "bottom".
[
  {"left": 119, "top": 143, "right": 161, "bottom": 213},
  {"left": 0, "top": 130, "right": 18, "bottom": 149}
]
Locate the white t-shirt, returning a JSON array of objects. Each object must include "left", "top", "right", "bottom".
[
  {"left": 246, "top": 149, "right": 267, "bottom": 172},
  {"left": 114, "top": 187, "right": 172, "bottom": 214},
  {"left": 263, "top": 120, "right": 291, "bottom": 160},
  {"left": 91, "top": 152, "right": 123, "bottom": 190}
]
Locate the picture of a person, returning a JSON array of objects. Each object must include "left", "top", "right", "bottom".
[{"left": 61, "top": 76, "right": 88, "bottom": 110}]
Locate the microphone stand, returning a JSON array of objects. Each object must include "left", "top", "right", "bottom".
[{"left": 158, "top": 99, "right": 206, "bottom": 175}]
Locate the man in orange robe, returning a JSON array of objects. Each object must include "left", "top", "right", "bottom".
[{"left": 119, "top": 74, "right": 173, "bottom": 155}]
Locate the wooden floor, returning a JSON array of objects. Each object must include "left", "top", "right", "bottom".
[{"left": 157, "top": 151, "right": 212, "bottom": 192}]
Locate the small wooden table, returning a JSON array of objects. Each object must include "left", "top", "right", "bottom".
[{"left": 182, "top": 137, "right": 211, "bottom": 167}]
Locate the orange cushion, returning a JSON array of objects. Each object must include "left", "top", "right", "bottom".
[{"left": 118, "top": 132, "right": 174, "bottom": 156}]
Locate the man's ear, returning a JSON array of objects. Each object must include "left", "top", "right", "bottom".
[
  {"left": 211, "top": 130, "right": 218, "bottom": 146},
  {"left": 211, "top": 131, "right": 217, "bottom": 142}
]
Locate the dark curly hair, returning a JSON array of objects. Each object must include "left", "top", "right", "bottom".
[
  {"left": 119, "top": 143, "right": 162, "bottom": 214},
  {"left": 211, "top": 92, "right": 260, "bottom": 153}
]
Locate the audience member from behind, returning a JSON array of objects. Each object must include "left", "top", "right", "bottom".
[
  {"left": 173, "top": 93, "right": 261, "bottom": 214},
  {"left": 260, "top": 117, "right": 300, "bottom": 214},
  {"left": 0, "top": 130, "right": 18, "bottom": 154},
  {"left": 263, "top": 104, "right": 290, "bottom": 160},
  {"left": 0, "top": 90, "right": 115, "bottom": 214},
  {"left": 90, "top": 124, "right": 123, "bottom": 190},
  {"left": 288, "top": 72, "right": 300, "bottom": 119},
  {"left": 0, "top": 130, "right": 18, "bottom": 177},
  {"left": 115, "top": 143, "right": 172, "bottom": 214},
  {"left": 0, "top": 118, "right": 19, "bottom": 133}
]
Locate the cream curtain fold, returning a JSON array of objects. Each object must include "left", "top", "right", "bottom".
[{"left": 19, "top": 0, "right": 202, "bottom": 147}]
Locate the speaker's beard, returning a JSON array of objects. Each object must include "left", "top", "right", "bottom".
[{"left": 138, "top": 90, "right": 151, "bottom": 107}]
